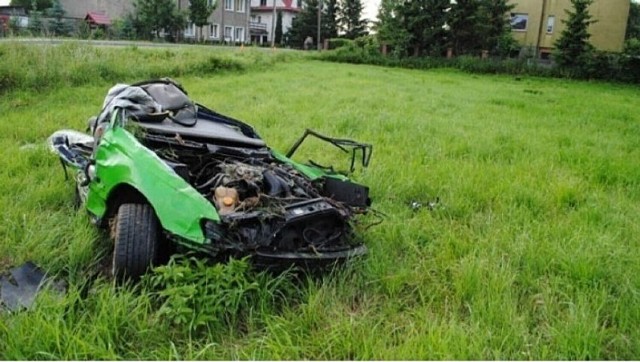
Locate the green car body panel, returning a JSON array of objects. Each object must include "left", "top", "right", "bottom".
[
  {"left": 84, "top": 122, "right": 342, "bottom": 245},
  {"left": 86, "top": 124, "right": 219, "bottom": 244},
  {"left": 271, "top": 150, "right": 349, "bottom": 182}
]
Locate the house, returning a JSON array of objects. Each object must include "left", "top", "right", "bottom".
[
  {"left": 0, "top": 6, "right": 28, "bottom": 34},
  {"left": 249, "top": 0, "right": 301, "bottom": 44},
  {"left": 178, "top": 0, "right": 251, "bottom": 43},
  {"left": 58, "top": 0, "right": 133, "bottom": 22},
  {"left": 510, "top": 0, "right": 630, "bottom": 58}
]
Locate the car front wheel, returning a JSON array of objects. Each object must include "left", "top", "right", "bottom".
[{"left": 112, "top": 203, "right": 162, "bottom": 282}]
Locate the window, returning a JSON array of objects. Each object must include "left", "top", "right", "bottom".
[
  {"left": 184, "top": 22, "right": 196, "bottom": 37},
  {"left": 224, "top": 25, "right": 233, "bottom": 41},
  {"left": 260, "top": 0, "right": 266, "bottom": 6},
  {"left": 296, "top": 0, "right": 301, "bottom": 8},
  {"left": 208, "top": 0, "right": 215, "bottom": 6},
  {"left": 235, "top": 27, "right": 245, "bottom": 42},
  {"left": 510, "top": 13, "right": 528, "bottom": 31},
  {"left": 209, "top": 23, "right": 219, "bottom": 38},
  {"left": 546, "top": 15, "right": 555, "bottom": 33},
  {"left": 225, "top": 0, "right": 233, "bottom": 10},
  {"left": 235, "top": 0, "right": 245, "bottom": 12}
]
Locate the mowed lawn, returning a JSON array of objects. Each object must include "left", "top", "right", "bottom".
[{"left": 1, "top": 55, "right": 640, "bottom": 359}]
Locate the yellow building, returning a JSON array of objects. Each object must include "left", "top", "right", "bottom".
[{"left": 510, "top": 0, "right": 630, "bottom": 57}]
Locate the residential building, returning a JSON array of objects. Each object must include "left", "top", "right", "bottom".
[
  {"left": 249, "top": 0, "right": 301, "bottom": 44},
  {"left": 178, "top": 0, "right": 250, "bottom": 43},
  {"left": 510, "top": 0, "right": 630, "bottom": 57},
  {"left": 59, "top": 0, "right": 133, "bottom": 21}
]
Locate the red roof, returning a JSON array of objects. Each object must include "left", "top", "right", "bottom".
[{"left": 85, "top": 12, "right": 111, "bottom": 25}]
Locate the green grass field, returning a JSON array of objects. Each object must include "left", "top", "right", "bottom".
[{"left": 1, "top": 43, "right": 640, "bottom": 359}]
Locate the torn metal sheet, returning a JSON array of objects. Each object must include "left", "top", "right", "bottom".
[{"left": 0, "top": 262, "right": 65, "bottom": 312}]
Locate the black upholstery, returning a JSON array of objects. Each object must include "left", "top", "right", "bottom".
[
  {"left": 135, "top": 116, "right": 266, "bottom": 147},
  {"left": 131, "top": 79, "right": 266, "bottom": 148}
]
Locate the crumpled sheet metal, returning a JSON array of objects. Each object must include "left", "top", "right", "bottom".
[{"left": 0, "top": 262, "right": 65, "bottom": 312}]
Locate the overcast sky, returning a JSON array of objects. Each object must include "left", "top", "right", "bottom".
[
  {"left": 363, "top": 0, "right": 380, "bottom": 20},
  {"left": 0, "top": 0, "right": 382, "bottom": 19}
]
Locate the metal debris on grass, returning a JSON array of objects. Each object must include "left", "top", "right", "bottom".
[{"left": 0, "top": 262, "right": 66, "bottom": 312}]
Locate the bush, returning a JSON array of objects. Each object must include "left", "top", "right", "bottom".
[
  {"left": 624, "top": 38, "right": 640, "bottom": 57},
  {"left": 145, "top": 256, "right": 299, "bottom": 333},
  {"left": 317, "top": 46, "right": 638, "bottom": 84},
  {"left": 327, "top": 38, "right": 354, "bottom": 50},
  {"left": 91, "top": 27, "right": 105, "bottom": 40},
  {"left": 147, "top": 257, "right": 259, "bottom": 330},
  {"left": 76, "top": 20, "right": 90, "bottom": 39}
]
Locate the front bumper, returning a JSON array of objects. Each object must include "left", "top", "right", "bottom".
[{"left": 252, "top": 244, "right": 367, "bottom": 269}]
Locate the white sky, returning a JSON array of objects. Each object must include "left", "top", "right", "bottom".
[
  {"left": 363, "top": 0, "right": 380, "bottom": 20},
  {"left": 0, "top": 0, "right": 382, "bottom": 19}
]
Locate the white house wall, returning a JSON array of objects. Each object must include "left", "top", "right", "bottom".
[{"left": 250, "top": 0, "right": 300, "bottom": 42}]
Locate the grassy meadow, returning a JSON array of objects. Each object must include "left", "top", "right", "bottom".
[{"left": 1, "top": 42, "right": 640, "bottom": 359}]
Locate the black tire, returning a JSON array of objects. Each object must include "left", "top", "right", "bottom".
[{"left": 112, "top": 203, "right": 161, "bottom": 282}]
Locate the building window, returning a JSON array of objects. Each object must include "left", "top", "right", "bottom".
[
  {"left": 235, "top": 0, "right": 245, "bottom": 12},
  {"left": 209, "top": 23, "right": 219, "bottom": 38},
  {"left": 296, "top": 0, "right": 301, "bottom": 8},
  {"left": 546, "top": 15, "right": 555, "bottom": 33},
  {"left": 224, "top": 25, "right": 233, "bottom": 41},
  {"left": 208, "top": 0, "right": 215, "bottom": 6},
  {"left": 225, "top": 0, "right": 233, "bottom": 10},
  {"left": 184, "top": 22, "right": 196, "bottom": 37},
  {"left": 260, "top": 0, "right": 266, "bottom": 6},
  {"left": 235, "top": 27, "right": 245, "bottom": 42},
  {"left": 510, "top": 13, "right": 528, "bottom": 31}
]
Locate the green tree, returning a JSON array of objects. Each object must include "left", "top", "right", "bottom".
[
  {"left": 554, "top": 0, "right": 595, "bottom": 70},
  {"left": 323, "top": 0, "right": 339, "bottom": 38},
  {"left": 400, "top": 0, "right": 450, "bottom": 56},
  {"left": 375, "top": 0, "right": 411, "bottom": 56},
  {"left": 189, "top": 0, "right": 215, "bottom": 42},
  {"left": 478, "top": 0, "right": 516, "bottom": 56},
  {"left": 287, "top": 0, "right": 321, "bottom": 48},
  {"left": 627, "top": 1, "right": 640, "bottom": 40},
  {"left": 120, "top": 12, "right": 147, "bottom": 40},
  {"left": 275, "top": 10, "right": 283, "bottom": 44},
  {"left": 134, "top": 0, "right": 183, "bottom": 39},
  {"left": 338, "top": 0, "right": 367, "bottom": 39},
  {"left": 10, "top": 0, "right": 51, "bottom": 12},
  {"left": 28, "top": 1, "right": 44, "bottom": 35},
  {"left": 47, "top": 0, "right": 67, "bottom": 36},
  {"left": 447, "top": 0, "right": 481, "bottom": 55}
]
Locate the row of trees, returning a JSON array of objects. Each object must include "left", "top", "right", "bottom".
[
  {"left": 287, "top": 0, "right": 367, "bottom": 47},
  {"left": 11, "top": 0, "right": 216, "bottom": 41},
  {"left": 9, "top": 0, "right": 70, "bottom": 36},
  {"left": 122, "top": 0, "right": 216, "bottom": 41},
  {"left": 374, "top": 0, "right": 517, "bottom": 57}
]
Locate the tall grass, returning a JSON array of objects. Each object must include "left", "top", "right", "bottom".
[
  {"left": 0, "top": 47, "right": 639, "bottom": 359},
  {"left": 0, "top": 42, "right": 299, "bottom": 94}
]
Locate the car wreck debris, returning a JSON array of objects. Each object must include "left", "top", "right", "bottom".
[
  {"left": 0, "top": 262, "right": 65, "bottom": 312},
  {"left": 49, "top": 78, "right": 375, "bottom": 280}
]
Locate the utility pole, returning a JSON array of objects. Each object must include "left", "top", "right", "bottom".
[
  {"left": 317, "top": 0, "right": 322, "bottom": 50},
  {"left": 271, "top": 0, "right": 277, "bottom": 47}
]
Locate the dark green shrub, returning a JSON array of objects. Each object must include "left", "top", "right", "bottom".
[
  {"left": 145, "top": 256, "right": 299, "bottom": 333},
  {"left": 327, "top": 38, "right": 354, "bottom": 50},
  {"left": 317, "top": 47, "right": 638, "bottom": 84}
]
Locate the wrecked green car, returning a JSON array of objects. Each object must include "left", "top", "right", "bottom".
[{"left": 49, "top": 79, "right": 372, "bottom": 280}]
